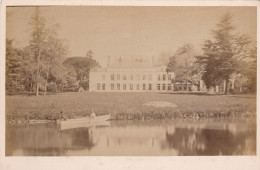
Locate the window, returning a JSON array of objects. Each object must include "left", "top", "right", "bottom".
[
  {"left": 111, "top": 83, "right": 114, "bottom": 90},
  {"left": 123, "top": 74, "right": 126, "bottom": 80},
  {"left": 117, "top": 83, "right": 120, "bottom": 90},
  {"left": 143, "top": 84, "right": 146, "bottom": 90},
  {"left": 168, "top": 74, "right": 171, "bottom": 81},
  {"left": 102, "top": 83, "right": 105, "bottom": 90},
  {"left": 157, "top": 84, "right": 160, "bottom": 90},
  {"left": 97, "top": 83, "right": 100, "bottom": 90},
  {"left": 168, "top": 84, "right": 171, "bottom": 90},
  {"left": 136, "top": 84, "right": 140, "bottom": 90},
  {"left": 163, "top": 84, "right": 166, "bottom": 90},
  {"left": 143, "top": 74, "right": 146, "bottom": 80},
  {"left": 123, "top": 84, "right": 126, "bottom": 90},
  {"left": 130, "top": 74, "right": 133, "bottom": 80},
  {"left": 102, "top": 74, "right": 105, "bottom": 81},
  {"left": 163, "top": 74, "right": 166, "bottom": 81},
  {"left": 136, "top": 74, "right": 140, "bottom": 81},
  {"left": 117, "top": 74, "right": 120, "bottom": 80},
  {"left": 130, "top": 84, "right": 133, "bottom": 90},
  {"left": 111, "top": 74, "right": 114, "bottom": 81},
  {"left": 158, "top": 74, "right": 160, "bottom": 81},
  {"left": 149, "top": 74, "right": 152, "bottom": 81},
  {"left": 149, "top": 84, "right": 152, "bottom": 90}
]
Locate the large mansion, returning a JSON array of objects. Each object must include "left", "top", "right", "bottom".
[{"left": 89, "top": 56, "right": 175, "bottom": 92}]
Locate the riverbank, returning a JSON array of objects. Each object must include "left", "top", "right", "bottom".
[{"left": 6, "top": 92, "right": 256, "bottom": 123}]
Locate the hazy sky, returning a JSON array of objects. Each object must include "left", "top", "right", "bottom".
[{"left": 7, "top": 6, "right": 256, "bottom": 66}]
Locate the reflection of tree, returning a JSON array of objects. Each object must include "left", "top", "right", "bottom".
[
  {"left": 62, "top": 128, "right": 95, "bottom": 150},
  {"left": 164, "top": 128, "right": 256, "bottom": 156},
  {"left": 6, "top": 125, "right": 95, "bottom": 156},
  {"left": 197, "top": 129, "right": 255, "bottom": 155},
  {"left": 164, "top": 128, "right": 205, "bottom": 155}
]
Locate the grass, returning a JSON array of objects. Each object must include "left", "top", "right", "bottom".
[{"left": 6, "top": 92, "right": 256, "bottom": 122}]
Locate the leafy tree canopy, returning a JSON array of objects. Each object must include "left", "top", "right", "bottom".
[{"left": 63, "top": 56, "right": 100, "bottom": 81}]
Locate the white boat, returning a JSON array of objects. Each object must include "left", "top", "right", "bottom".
[{"left": 59, "top": 114, "right": 111, "bottom": 131}]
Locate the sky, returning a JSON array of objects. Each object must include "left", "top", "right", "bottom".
[{"left": 6, "top": 6, "right": 257, "bottom": 67}]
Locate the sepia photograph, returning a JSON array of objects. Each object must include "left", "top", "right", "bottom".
[{"left": 4, "top": 5, "right": 257, "bottom": 157}]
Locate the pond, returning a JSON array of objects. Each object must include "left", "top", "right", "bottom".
[{"left": 6, "top": 119, "right": 256, "bottom": 156}]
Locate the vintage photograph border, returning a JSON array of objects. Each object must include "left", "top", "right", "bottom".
[{"left": 0, "top": 0, "right": 259, "bottom": 170}]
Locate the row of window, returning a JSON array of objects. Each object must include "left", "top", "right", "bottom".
[
  {"left": 101, "top": 74, "right": 172, "bottom": 81},
  {"left": 97, "top": 83, "right": 172, "bottom": 91}
]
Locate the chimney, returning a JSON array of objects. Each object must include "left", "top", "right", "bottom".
[{"left": 107, "top": 56, "right": 111, "bottom": 68}]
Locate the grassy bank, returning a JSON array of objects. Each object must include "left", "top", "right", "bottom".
[{"left": 6, "top": 92, "right": 256, "bottom": 123}]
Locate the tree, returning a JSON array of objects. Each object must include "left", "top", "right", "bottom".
[
  {"left": 63, "top": 56, "right": 100, "bottom": 90},
  {"left": 29, "top": 7, "right": 48, "bottom": 96},
  {"left": 28, "top": 7, "right": 68, "bottom": 95},
  {"left": 6, "top": 39, "right": 23, "bottom": 93},
  {"left": 15, "top": 45, "right": 39, "bottom": 93},
  {"left": 40, "top": 29, "right": 68, "bottom": 95},
  {"left": 166, "top": 54, "right": 177, "bottom": 73},
  {"left": 240, "top": 43, "right": 257, "bottom": 92},
  {"left": 167, "top": 44, "right": 202, "bottom": 90},
  {"left": 86, "top": 50, "right": 94, "bottom": 59},
  {"left": 197, "top": 13, "right": 252, "bottom": 94}
]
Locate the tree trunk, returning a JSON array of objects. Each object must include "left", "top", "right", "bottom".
[
  {"left": 43, "top": 61, "right": 50, "bottom": 96},
  {"left": 36, "top": 48, "right": 41, "bottom": 96},
  {"left": 36, "top": 83, "right": 39, "bottom": 96},
  {"left": 186, "top": 76, "right": 188, "bottom": 91},
  {"left": 43, "top": 79, "right": 47, "bottom": 96},
  {"left": 224, "top": 78, "right": 229, "bottom": 95},
  {"left": 30, "top": 81, "right": 33, "bottom": 93}
]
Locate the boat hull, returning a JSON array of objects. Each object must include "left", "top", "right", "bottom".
[{"left": 60, "top": 114, "right": 111, "bottom": 131}]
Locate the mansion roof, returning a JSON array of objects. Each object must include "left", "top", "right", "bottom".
[{"left": 91, "top": 56, "right": 168, "bottom": 72}]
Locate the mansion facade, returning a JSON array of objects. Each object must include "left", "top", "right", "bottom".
[{"left": 89, "top": 56, "right": 175, "bottom": 92}]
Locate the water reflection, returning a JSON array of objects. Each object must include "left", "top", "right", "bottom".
[
  {"left": 164, "top": 128, "right": 256, "bottom": 155},
  {"left": 6, "top": 124, "right": 97, "bottom": 156},
  {"left": 6, "top": 119, "right": 256, "bottom": 156}
]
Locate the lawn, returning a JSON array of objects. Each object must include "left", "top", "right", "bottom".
[{"left": 6, "top": 92, "right": 256, "bottom": 122}]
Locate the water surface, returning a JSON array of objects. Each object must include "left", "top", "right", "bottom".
[{"left": 6, "top": 119, "right": 256, "bottom": 156}]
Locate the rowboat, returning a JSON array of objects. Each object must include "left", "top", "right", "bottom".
[{"left": 59, "top": 114, "right": 111, "bottom": 131}]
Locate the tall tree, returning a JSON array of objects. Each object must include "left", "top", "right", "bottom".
[
  {"left": 28, "top": 7, "right": 68, "bottom": 95},
  {"left": 40, "top": 28, "right": 68, "bottom": 95},
  {"left": 29, "top": 7, "right": 48, "bottom": 96},
  {"left": 197, "top": 13, "right": 252, "bottom": 94}
]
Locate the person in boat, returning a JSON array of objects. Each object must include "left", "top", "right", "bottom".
[
  {"left": 60, "top": 111, "right": 67, "bottom": 120},
  {"left": 90, "top": 109, "right": 96, "bottom": 120}
]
